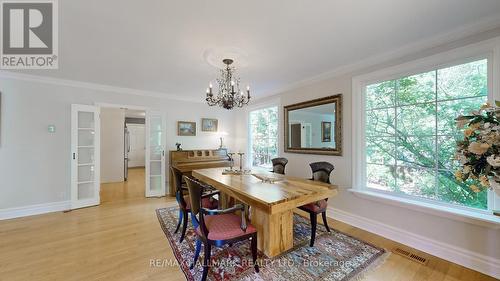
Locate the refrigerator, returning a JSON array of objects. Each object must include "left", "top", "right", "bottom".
[{"left": 124, "top": 125, "right": 130, "bottom": 181}]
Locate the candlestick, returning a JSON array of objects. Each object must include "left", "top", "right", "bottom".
[
  {"left": 227, "top": 153, "right": 235, "bottom": 171},
  {"left": 238, "top": 152, "right": 244, "bottom": 172}
]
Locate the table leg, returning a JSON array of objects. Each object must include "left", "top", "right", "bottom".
[
  {"left": 250, "top": 208, "right": 293, "bottom": 257},
  {"left": 219, "top": 193, "right": 235, "bottom": 209}
]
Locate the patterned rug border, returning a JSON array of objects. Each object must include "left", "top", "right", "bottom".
[
  {"left": 156, "top": 207, "right": 195, "bottom": 281},
  {"left": 156, "top": 206, "right": 388, "bottom": 281}
]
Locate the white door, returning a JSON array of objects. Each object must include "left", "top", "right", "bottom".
[
  {"left": 145, "top": 111, "right": 166, "bottom": 197},
  {"left": 301, "top": 123, "right": 312, "bottom": 148},
  {"left": 71, "top": 104, "right": 100, "bottom": 209},
  {"left": 127, "top": 124, "right": 145, "bottom": 167}
]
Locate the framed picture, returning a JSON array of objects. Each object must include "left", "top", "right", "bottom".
[
  {"left": 201, "top": 118, "right": 218, "bottom": 132},
  {"left": 321, "top": 121, "right": 331, "bottom": 142},
  {"left": 178, "top": 121, "right": 196, "bottom": 136}
]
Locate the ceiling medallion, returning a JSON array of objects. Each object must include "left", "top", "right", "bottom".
[{"left": 206, "top": 58, "right": 250, "bottom": 110}]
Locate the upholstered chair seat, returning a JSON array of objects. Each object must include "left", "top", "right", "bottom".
[
  {"left": 300, "top": 199, "right": 328, "bottom": 213},
  {"left": 196, "top": 213, "right": 257, "bottom": 241}
]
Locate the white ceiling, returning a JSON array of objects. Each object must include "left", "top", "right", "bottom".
[{"left": 18, "top": 0, "right": 500, "bottom": 100}]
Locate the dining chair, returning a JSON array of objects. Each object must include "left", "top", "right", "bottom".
[
  {"left": 271, "top": 157, "right": 288, "bottom": 174},
  {"left": 298, "top": 161, "right": 334, "bottom": 247},
  {"left": 170, "top": 166, "right": 218, "bottom": 243},
  {"left": 184, "top": 176, "right": 259, "bottom": 281}
]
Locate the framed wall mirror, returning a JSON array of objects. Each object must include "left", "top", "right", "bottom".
[{"left": 284, "top": 94, "right": 342, "bottom": 155}]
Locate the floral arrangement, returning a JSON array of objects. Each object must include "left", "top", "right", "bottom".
[{"left": 455, "top": 102, "right": 500, "bottom": 194}]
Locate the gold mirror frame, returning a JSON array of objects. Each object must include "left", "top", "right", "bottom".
[{"left": 284, "top": 94, "right": 342, "bottom": 156}]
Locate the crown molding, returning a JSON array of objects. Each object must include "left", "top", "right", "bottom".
[
  {"left": 0, "top": 71, "right": 203, "bottom": 103},
  {"left": 261, "top": 14, "right": 500, "bottom": 97}
]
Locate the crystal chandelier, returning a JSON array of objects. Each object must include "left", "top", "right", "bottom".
[{"left": 206, "top": 59, "right": 250, "bottom": 110}]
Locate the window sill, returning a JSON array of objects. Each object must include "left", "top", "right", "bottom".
[{"left": 348, "top": 189, "right": 500, "bottom": 229}]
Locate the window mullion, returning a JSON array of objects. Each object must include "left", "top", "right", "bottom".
[
  {"left": 434, "top": 70, "right": 439, "bottom": 199},
  {"left": 394, "top": 80, "right": 398, "bottom": 190}
]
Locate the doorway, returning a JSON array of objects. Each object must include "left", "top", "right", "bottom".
[
  {"left": 99, "top": 108, "right": 146, "bottom": 203},
  {"left": 70, "top": 103, "right": 167, "bottom": 210}
]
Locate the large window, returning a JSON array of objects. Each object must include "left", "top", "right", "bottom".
[
  {"left": 249, "top": 106, "right": 278, "bottom": 168},
  {"left": 365, "top": 59, "right": 488, "bottom": 210}
]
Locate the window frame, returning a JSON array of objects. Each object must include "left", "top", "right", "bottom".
[
  {"left": 352, "top": 38, "right": 500, "bottom": 218},
  {"left": 247, "top": 102, "right": 280, "bottom": 169}
]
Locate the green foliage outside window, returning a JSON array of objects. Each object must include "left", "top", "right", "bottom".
[
  {"left": 365, "top": 59, "right": 488, "bottom": 209},
  {"left": 250, "top": 107, "right": 278, "bottom": 168}
]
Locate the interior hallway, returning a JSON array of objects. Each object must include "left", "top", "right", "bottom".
[{"left": 100, "top": 167, "right": 145, "bottom": 204}]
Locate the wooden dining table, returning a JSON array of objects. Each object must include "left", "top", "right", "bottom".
[{"left": 192, "top": 167, "right": 338, "bottom": 257}]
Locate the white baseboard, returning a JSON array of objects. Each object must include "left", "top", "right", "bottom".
[
  {"left": 0, "top": 201, "right": 71, "bottom": 220},
  {"left": 327, "top": 206, "right": 500, "bottom": 279}
]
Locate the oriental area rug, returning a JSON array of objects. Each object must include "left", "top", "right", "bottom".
[{"left": 156, "top": 207, "right": 387, "bottom": 281}]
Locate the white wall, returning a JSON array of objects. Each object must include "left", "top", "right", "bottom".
[
  {"left": 100, "top": 108, "right": 125, "bottom": 183},
  {"left": 234, "top": 31, "right": 500, "bottom": 277},
  {"left": 0, "top": 76, "right": 237, "bottom": 210}
]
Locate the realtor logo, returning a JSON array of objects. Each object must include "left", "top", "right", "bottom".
[{"left": 1, "top": 0, "right": 58, "bottom": 69}]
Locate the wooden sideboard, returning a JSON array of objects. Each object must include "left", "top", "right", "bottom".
[{"left": 169, "top": 148, "right": 231, "bottom": 195}]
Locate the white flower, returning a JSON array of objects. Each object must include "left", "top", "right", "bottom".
[{"left": 486, "top": 155, "right": 500, "bottom": 167}]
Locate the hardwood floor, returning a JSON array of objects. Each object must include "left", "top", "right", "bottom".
[
  {"left": 100, "top": 167, "right": 146, "bottom": 204},
  {"left": 0, "top": 174, "right": 496, "bottom": 281}
]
